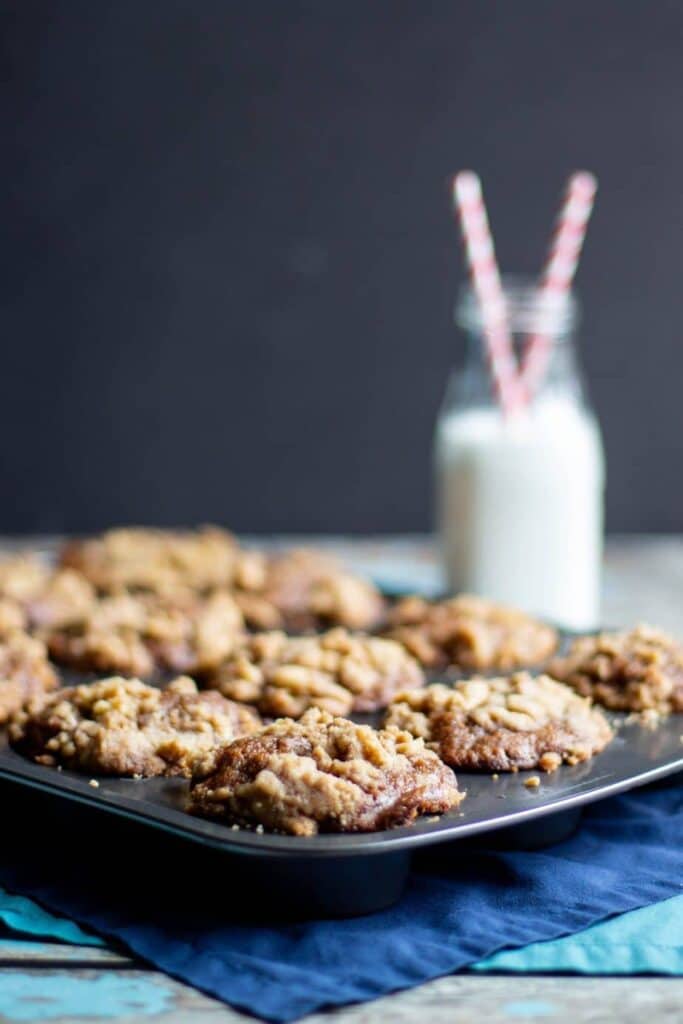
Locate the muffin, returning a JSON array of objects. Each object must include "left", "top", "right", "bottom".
[
  {"left": 384, "top": 673, "right": 613, "bottom": 772},
  {"left": 189, "top": 706, "right": 464, "bottom": 835}
]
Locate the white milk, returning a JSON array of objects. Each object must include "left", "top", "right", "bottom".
[{"left": 435, "top": 393, "right": 605, "bottom": 629}]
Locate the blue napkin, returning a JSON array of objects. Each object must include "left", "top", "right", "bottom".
[
  {"left": 5, "top": 887, "right": 683, "bottom": 976},
  {"left": 1, "top": 783, "right": 681, "bottom": 1021}
]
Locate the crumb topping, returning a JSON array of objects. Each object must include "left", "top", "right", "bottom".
[
  {"left": 550, "top": 624, "right": 683, "bottom": 713},
  {"left": 208, "top": 627, "right": 424, "bottom": 716},
  {"left": 10, "top": 675, "right": 261, "bottom": 777},
  {"left": 59, "top": 526, "right": 261, "bottom": 595},
  {"left": 0, "top": 598, "right": 28, "bottom": 635},
  {"left": 189, "top": 706, "right": 464, "bottom": 835},
  {"left": 0, "top": 631, "right": 59, "bottom": 724},
  {"left": 0, "top": 555, "right": 50, "bottom": 602},
  {"left": 0, "top": 555, "right": 96, "bottom": 632},
  {"left": 235, "top": 549, "right": 385, "bottom": 632},
  {"left": 384, "top": 673, "right": 613, "bottom": 772},
  {"left": 384, "top": 594, "right": 557, "bottom": 670},
  {"left": 59, "top": 533, "right": 384, "bottom": 632},
  {"left": 46, "top": 591, "right": 245, "bottom": 677},
  {"left": 25, "top": 569, "right": 96, "bottom": 629}
]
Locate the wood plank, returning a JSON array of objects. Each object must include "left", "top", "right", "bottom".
[
  {"left": 0, "top": 938, "right": 133, "bottom": 967},
  {"left": 310, "top": 975, "right": 683, "bottom": 1024},
  {"left": 0, "top": 970, "right": 682, "bottom": 1023},
  {"left": 0, "top": 967, "right": 243, "bottom": 1022}
]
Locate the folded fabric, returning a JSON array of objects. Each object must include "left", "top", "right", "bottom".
[
  {"left": 473, "top": 893, "right": 683, "bottom": 975},
  {"left": 0, "top": 888, "right": 103, "bottom": 946},
  {"left": 1, "top": 783, "right": 681, "bottom": 1022},
  {"left": 4, "top": 888, "right": 683, "bottom": 977}
]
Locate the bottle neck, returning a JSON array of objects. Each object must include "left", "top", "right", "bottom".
[
  {"left": 453, "top": 277, "right": 586, "bottom": 410},
  {"left": 453, "top": 329, "right": 586, "bottom": 412}
]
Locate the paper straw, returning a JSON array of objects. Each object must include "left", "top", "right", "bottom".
[
  {"left": 452, "top": 172, "right": 525, "bottom": 417},
  {"left": 521, "top": 171, "right": 598, "bottom": 394}
]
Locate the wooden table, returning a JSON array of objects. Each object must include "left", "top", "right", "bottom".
[{"left": 2, "top": 534, "right": 682, "bottom": 1023}]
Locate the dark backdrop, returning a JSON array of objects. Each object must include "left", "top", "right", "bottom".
[{"left": 1, "top": 1, "right": 680, "bottom": 534}]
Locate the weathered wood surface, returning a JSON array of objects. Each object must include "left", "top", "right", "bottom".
[
  {"left": 1, "top": 534, "right": 681, "bottom": 1022},
  {"left": 0, "top": 966, "right": 682, "bottom": 1023},
  {"left": 0, "top": 940, "right": 132, "bottom": 967}
]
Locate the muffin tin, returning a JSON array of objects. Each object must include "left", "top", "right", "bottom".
[{"left": 1, "top": 680, "right": 681, "bottom": 918}]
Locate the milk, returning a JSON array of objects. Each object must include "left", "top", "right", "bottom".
[{"left": 435, "top": 393, "right": 605, "bottom": 630}]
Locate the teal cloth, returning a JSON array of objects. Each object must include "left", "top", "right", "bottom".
[
  {"left": 475, "top": 895, "right": 683, "bottom": 974},
  {"left": 0, "top": 888, "right": 103, "bottom": 946},
  {"left": 2, "top": 884, "right": 682, "bottom": 974}
]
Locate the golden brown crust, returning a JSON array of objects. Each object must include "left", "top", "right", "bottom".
[
  {"left": 208, "top": 627, "right": 424, "bottom": 717},
  {"left": 0, "top": 632, "right": 59, "bottom": 725},
  {"left": 10, "top": 675, "right": 262, "bottom": 777},
  {"left": 550, "top": 625, "right": 683, "bottom": 712},
  {"left": 46, "top": 591, "right": 245, "bottom": 678},
  {"left": 384, "top": 594, "right": 558, "bottom": 671},
  {"left": 188, "top": 706, "right": 464, "bottom": 835},
  {"left": 384, "top": 674, "right": 613, "bottom": 772}
]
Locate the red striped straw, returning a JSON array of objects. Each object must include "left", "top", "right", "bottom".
[
  {"left": 520, "top": 171, "right": 598, "bottom": 395},
  {"left": 452, "top": 171, "right": 524, "bottom": 417}
]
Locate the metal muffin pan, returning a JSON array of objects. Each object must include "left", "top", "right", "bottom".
[
  {"left": 1, "top": 696, "right": 682, "bottom": 917},
  {"left": 1, "top": 596, "right": 680, "bottom": 917}
]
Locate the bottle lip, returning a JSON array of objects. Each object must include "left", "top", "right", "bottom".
[{"left": 455, "top": 275, "right": 580, "bottom": 336}]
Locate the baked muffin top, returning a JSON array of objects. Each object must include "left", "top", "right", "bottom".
[
  {"left": 189, "top": 706, "right": 464, "bottom": 836},
  {"left": 10, "top": 675, "right": 262, "bottom": 777},
  {"left": 208, "top": 627, "right": 424, "bottom": 717},
  {"left": 384, "top": 594, "right": 558, "bottom": 671},
  {"left": 0, "top": 555, "right": 95, "bottom": 631},
  {"left": 59, "top": 526, "right": 263, "bottom": 595},
  {"left": 550, "top": 624, "right": 683, "bottom": 713},
  {"left": 234, "top": 549, "right": 386, "bottom": 632},
  {"left": 385, "top": 673, "right": 613, "bottom": 773},
  {"left": 46, "top": 590, "right": 245, "bottom": 677},
  {"left": 0, "top": 631, "right": 59, "bottom": 725}
]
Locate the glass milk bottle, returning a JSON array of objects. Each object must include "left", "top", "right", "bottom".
[{"left": 434, "top": 279, "right": 605, "bottom": 630}]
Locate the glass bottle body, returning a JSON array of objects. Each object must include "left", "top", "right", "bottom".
[{"left": 434, "top": 283, "right": 605, "bottom": 630}]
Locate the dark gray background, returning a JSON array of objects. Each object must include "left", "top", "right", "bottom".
[{"left": 1, "top": 1, "right": 680, "bottom": 534}]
